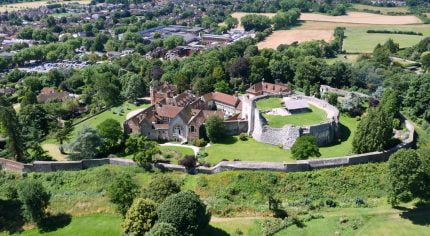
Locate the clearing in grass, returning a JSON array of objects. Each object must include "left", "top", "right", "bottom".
[{"left": 262, "top": 104, "right": 328, "bottom": 128}]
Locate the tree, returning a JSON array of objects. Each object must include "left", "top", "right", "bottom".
[
  {"left": 0, "top": 98, "right": 25, "bottom": 161},
  {"left": 241, "top": 14, "right": 272, "bottom": 32},
  {"left": 420, "top": 51, "right": 430, "bottom": 71},
  {"left": 291, "top": 136, "right": 321, "bottom": 160},
  {"left": 214, "top": 80, "right": 231, "bottom": 94},
  {"left": 97, "top": 119, "right": 123, "bottom": 148},
  {"left": 121, "top": 74, "right": 146, "bottom": 100},
  {"left": 205, "top": 115, "right": 225, "bottom": 143},
  {"left": 157, "top": 191, "right": 211, "bottom": 235},
  {"left": 108, "top": 175, "right": 139, "bottom": 216},
  {"left": 19, "top": 104, "right": 50, "bottom": 138},
  {"left": 373, "top": 44, "right": 391, "bottom": 65},
  {"left": 293, "top": 56, "right": 325, "bottom": 88},
  {"left": 26, "top": 142, "right": 53, "bottom": 162},
  {"left": 340, "top": 94, "right": 364, "bottom": 117},
  {"left": 55, "top": 120, "right": 73, "bottom": 145},
  {"left": 67, "top": 126, "right": 103, "bottom": 160},
  {"left": 17, "top": 179, "right": 51, "bottom": 224},
  {"left": 388, "top": 149, "right": 430, "bottom": 205},
  {"left": 147, "top": 222, "right": 179, "bottom": 236},
  {"left": 163, "top": 35, "right": 185, "bottom": 49},
  {"left": 352, "top": 107, "right": 393, "bottom": 154},
  {"left": 141, "top": 175, "right": 180, "bottom": 204},
  {"left": 272, "top": 9, "right": 300, "bottom": 30},
  {"left": 20, "top": 90, "right": 38, "bottom": 107},
  {"left": 379, "top": 88, "right": 401, "bottom": 120},
  {"left": 122, "top": 198, "right": 158, "bottom": 236}
]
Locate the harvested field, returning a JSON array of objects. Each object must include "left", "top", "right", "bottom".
[
  {"left": 257, "top": 29, "right": 334, "bottom": 49},
  {"left": 232, "top": 12, "right": 422, "bottom": 28},
  {"left": 300, "top": 12, "right": 422, "bottom": 25},
  {"left": 0, "top": 0, "right": 90, "bottom": 12}
]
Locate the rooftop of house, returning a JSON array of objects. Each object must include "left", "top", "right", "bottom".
[
  {"left": 203, "top": 92, "right": 241, "bottom": 108},
  {"left": 246, "top": 82, "right": 289, "bottom": 95}
]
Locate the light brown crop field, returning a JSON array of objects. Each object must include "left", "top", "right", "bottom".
[
  {"left": 0, "top": 0, "right": 90, "bottom": 12},
  {"left": 232, "top": 11, "right": 422, "bottom": 28},
  {"left": 257, "top": 29, "right": 334, "bottom": 49}
]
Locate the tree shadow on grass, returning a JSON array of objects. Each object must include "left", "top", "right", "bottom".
[
  {"left": 217, "top": 136, "right": 238, "bottom": 145},
  {"left": 399, "top": 203, "right": 430, "bottom": 226},
  {"left": 0, "top": 199, "right": 25, "bottom": 233},
  {"left": 38, "top": 213, "right": 72, "bottom": 233},
  {"left": 199, "top": 225, "right": 229, "bottom": 236},
  {"left": 337, "top": 122, "right": 351, "bottom": 143}
]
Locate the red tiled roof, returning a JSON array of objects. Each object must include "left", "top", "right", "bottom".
[
  {"left": 155, "top": 105, "right": 184, "bottom": 118},
  {"left": 203, "top": 92, "right": 240, "bottom": 108},
  {"left": 246, "top": 82, "right": 289, "bottom": 94}
]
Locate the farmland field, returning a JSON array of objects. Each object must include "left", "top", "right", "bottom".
[
  {"left": 351, "top": 4, "right": 410, "bottom": 14},
  {"left": 257, "top": 29, "right": 334, "bottom": 49},
  {"left": 0, "top": 0, "right": 90, "bottom": 12}
]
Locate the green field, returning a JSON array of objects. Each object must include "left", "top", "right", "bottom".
[
  {"left": 256, "top": 97, "right": 283, "bottom": 111},
  {"left": 203, "top": 114, "right": 358, "bottom": 164},
  {"left": 351, "top": 4, "right": 410, "bottom": 14},
  {"left": 343, "top": 26, "right": 430, "bottom": 53},
  {"left": 72, "top": 101, "right": 150, "bottom": 138},
  {"left": 263, "top": 105, "right": 328, "bottom": 128}
]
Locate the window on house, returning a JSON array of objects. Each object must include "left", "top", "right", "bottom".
[{"left": 190, "top": 126, "right": 195, "bottom": 132}]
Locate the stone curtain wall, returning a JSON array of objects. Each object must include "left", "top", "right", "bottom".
[
  {"left": 223, "top": 120, "right": 248, "bottom": 136},
  {"left": 243, "top": 94, "right": 340, "bottom": 149},
  {"left": 0, "top": 112, "right": 415, "bottom": 174}
]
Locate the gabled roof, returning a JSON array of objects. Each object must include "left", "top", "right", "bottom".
[
  {"left": 155, "top": 105, "right": 184, "bottom": 118},
  {"left": 203, "top": 92, "right": 241, "bottom": 108}
]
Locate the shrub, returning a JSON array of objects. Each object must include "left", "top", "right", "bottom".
[
  {"left": 122, "top": 198, "right": 158, "bottom": 236},
  {"left": 192, "top": 138, "right": 207, "bottom": 147},
  {"left": 179, "top": 155, "right": 197, "bottom": 169},
  {"left": 157, "top": 191, "right": 211, "bottom": 235},
  {"left": 291, "top": 136, "right": 321, "bottom": 160},
  {"left": 17, "top": 179, "right": 51, "bottom": 224},
  {"left": 147, "top": 222, "right": 179, "bottom": 236},
  {"left": 108, "top": 174, "right": 139, "bottom": 216},
  {"left": 197, "top": 150, "right": 208, "bottom": 158},
  {"left": 141, "top": 175, "right": 180, "bottom": 204},
  {"left": 239, "top": 133, "right": 249, "bottom": 141}
]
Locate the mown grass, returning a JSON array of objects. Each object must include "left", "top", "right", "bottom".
[
  {"left": 351, "top": 4, "right": 410, "bottom": 14},
  {"left": 263, "top": 105, "right": 328, "bottom": 127},
  {"left": 71, "top": 101, "right": 150, "bottom": 139},
  {"left": 343, "top": 26, "right": 430, "bottom": 53},
  {"left": 256, "top": 97, "right": 283, "bottom": 111},
  {"left": 203, "top": 114, "right": 358, "bottom": 164}
]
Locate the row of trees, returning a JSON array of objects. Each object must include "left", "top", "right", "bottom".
[
  {"left": 241, "top": 9, "right": 300, "bottom": 32},
  {"left": 108, "top": 175, "right": 210, "bottom": 235}
]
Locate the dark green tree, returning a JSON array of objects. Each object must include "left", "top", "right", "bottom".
[
  {"left": 291, "top": 136, "right": 321, "bottom": 160},
  {"left": 141, "top": 175, "right": 181, "bottom": 204},
  {"left": 0, "top": 98, "right": 25, "bottom": 161},
  {"left": 108, "top": 174, "right": 139, "bottom": 216},
  {"left": 17, "top": 179, "right": 51, "bottom": 224},
  {"left": 147, "top": 222, "right": 179, "bottom": 236},
  {"left": 96, "top": 118, "right": 123, "bottom": 148},
  {"left": 157, "top": 191, "right": 211, "bottom": 235},
  {"left": 205, "top": 115, "right": 225, "bottom": 143}
]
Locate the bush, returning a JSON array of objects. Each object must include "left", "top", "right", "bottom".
[
  {"left": 147, "top": 222, "right": 179, "bottom": 236},
  {"left": 122, "top": 198, "right": 158, "bottom": 236},
  {"left": 197, "top": 150, "right": 208, "bottom": 158},
  {"left": 17, "top": 179, "right": 51, "bottom": 224},
  {"left": 192, "top": 138, "right": 207, "bottom": 147},
  {"left": 239, "top": 133, "right": 249, "bottom": 141},
  {"left": 179, "top": 155, "right": 197, "bottom": 169},
  {"left": 107, "top": 174, "right": 139, "bottom": 216},
  {"left": 157, "top": 191, "right": 211, "bottom": 235},
  {"left": 141, "top": 175, "right": 181, "bottom": 204},
  {"left": 291, "top": 136, "right": 321, "bottom": 160}
]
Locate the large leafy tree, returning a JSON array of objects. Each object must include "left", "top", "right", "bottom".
[
  {"left": 0, "top": 98, "right": 26, "bottom": 161},
  {"left": 108, "top": 174, "right": 139, "bottom": 216},
  {"left": 67, "top": 126, "right": 103, "bottom": 160},
  {"left": 17, "top": 179, "right": 51, "bottom": 224},
  {"left": 141, "top": 175, "right": 181, "bottom": 204},
  {"left": 352, "top": 107, "right": 393, "bottom": 154},
  {"left": 388, "top": 149, "right": 430, "bottom": 205},
  {"left": 291, "top": 136, "right": 321, "bottom": 160},
  {"left": 241, "top": 14, "right": 272, "bottom": 31},
  {"left": 157, "top": 191, "right": 211, "bottom": 235},
  {"left": 96, "top": 118, "right": 123, "bottom": 148},
  {"left": 205, "top": 115, "right": 225, "bottom": 143},
  {"left": 122, "top": 198, "right": 158, "bottom": 235}
]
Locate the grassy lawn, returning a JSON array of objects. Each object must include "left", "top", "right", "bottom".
[
  {"left": 203, "top": 114, "right": 358, "bottom": 164},
  {"left": 158, "top": 145, "right": 196, "bottom": 164},
  {"left": 256, "top": 97, "right": 283, "bottom": 111},
  {"left": 203, "top": 136, "right": 294, "bottom": 164},
  {"left": 71, "top": 101, "right": 150, "bottom": 138},
  {"left": 263, "top": 105, "right": 328, "bottom": 127},
  {"left": 343, "top": 26, "right": 430, "bottom": 53}
]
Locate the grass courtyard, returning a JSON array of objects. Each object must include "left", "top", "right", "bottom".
[
  {"left": 256, "top": 97, "right": 283, "bottom": 111},
  {"left": 263, "top": 104, "right": 328, "bottom": 128},
  {"left": 203, "top": 114, "right": 358, "bottom": 164}
]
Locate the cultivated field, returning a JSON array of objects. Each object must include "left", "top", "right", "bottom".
[
  {"left": 0, "top": 0, "right": 90, "bottom": 12},
  {"left": 257, "top": 29, "right": 334, "bottom": 49}
]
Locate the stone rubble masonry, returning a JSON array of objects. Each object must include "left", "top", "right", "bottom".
[
  {"left": 241, "top": 93, "right": 340, "bottom": 149},
  {"left": 0, "top": 118, "right": 414, "bottom": 174}
]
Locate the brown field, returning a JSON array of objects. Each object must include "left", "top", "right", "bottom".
[
  {"left": 232, "top": 11, "right": 422, "bottom": 28},
  {"left": 0, "top": 0, "right": 90, "bottom": 12},
  {"left": 257, "top": 29, "right": 334, "bottom": 49}
]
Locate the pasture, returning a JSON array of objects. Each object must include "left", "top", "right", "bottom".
[
  {"left": 351, "top": 4, "right": 410, "bottom": 14},
  {"left": 0, "top": 0, "right": 90, "bottom": 12}
]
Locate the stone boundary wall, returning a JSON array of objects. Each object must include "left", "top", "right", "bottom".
[
  {"left": 0, "top": 118, "right": 415, "bottom": 174},
  {"left": 223, "top": 120, "right": 248, "bottom": 136},
  {"left": 244, "top": 94, "right": 340, "bottom": 148}
]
